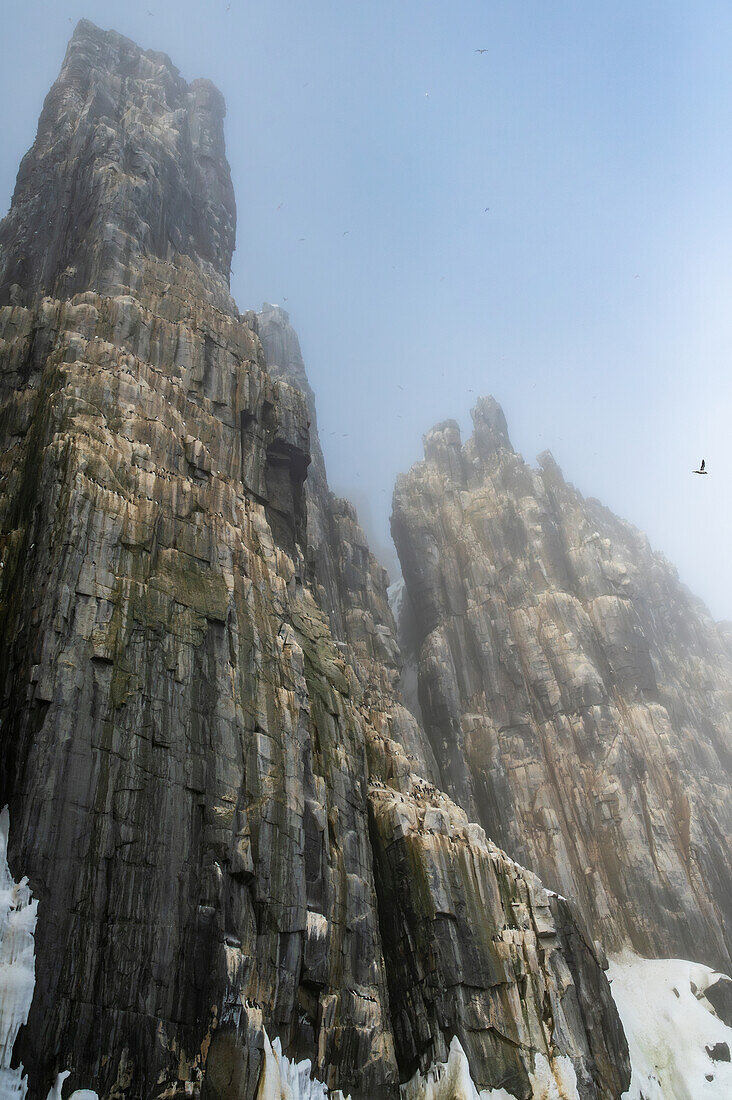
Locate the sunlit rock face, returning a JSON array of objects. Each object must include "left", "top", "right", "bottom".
[
  {"left": 0, "top": 20, "right": 630, "bottom": 1100},
  {"left": 392, "top": 396, "right": 732, "bottom": 971}
]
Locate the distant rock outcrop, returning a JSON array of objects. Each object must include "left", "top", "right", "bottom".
[{"left": 392, "top": 396, "right": 732, "bottom": 971}]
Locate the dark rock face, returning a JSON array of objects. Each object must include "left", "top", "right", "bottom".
[
  {"left": 392, "top": 397, "right": 732, "bottom": 972},
  {"left": 706, "top": 977, "right": 732, "bottom": 1029},
  {"left": 0, "top": 22, "right": 630, "bottom": 1099}
]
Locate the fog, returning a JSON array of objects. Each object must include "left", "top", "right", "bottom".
[{"left": 3, "top": 0, "right": 730, "bottom": 616}]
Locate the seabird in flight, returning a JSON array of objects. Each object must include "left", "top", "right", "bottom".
[{"left": 693, "top": 459, "right": 708, "bottom": 475}]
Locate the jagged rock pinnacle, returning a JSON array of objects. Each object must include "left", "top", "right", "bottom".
[
  {"left": 393, "top": 398, "right": 732, "bottom": 971},
  {"left": 0, "top": 19, "right": 236, "bottom": 307},
  {"left": 470, "top": 394, "right": 514, "bottom": 456}
]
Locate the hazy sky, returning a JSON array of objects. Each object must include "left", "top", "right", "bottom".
[{"left": 2, "top": 1, "right": 731, "bottom": 616}]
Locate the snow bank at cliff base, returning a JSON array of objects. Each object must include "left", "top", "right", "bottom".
[{"left": 608, "top": 953, "right": 732, "bottom": 1100}]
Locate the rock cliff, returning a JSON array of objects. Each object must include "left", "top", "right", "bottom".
[
  {"left": 0, "top": 21, "right": 629, "bottom": 1099},
  {"left": 392, "top": 397, "right": 732, "bottom": 972}
]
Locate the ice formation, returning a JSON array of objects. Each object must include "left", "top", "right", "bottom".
[
  {"left": 608, "top": 953, "right": 732, "bottom": 1100},
  {"left": 257, "top": 1028, "right": 351, "bottom": 1100},
  {"left": 0, "top": 806, "right": 38, "bottom": 1100},
  {"left": 0, "top": 809, "right": 99, "bottom": 1100},
  {"left": 387, "top": 577, "right": 405, "bottom": 623},
  {"left": 399, "top": 1035, "right": 579, "bottom": 1100},
  {"left": 44, "top": 1072, "right": 98, "bottom": 1100}
]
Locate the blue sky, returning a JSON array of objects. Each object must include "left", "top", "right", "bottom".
[{"left": 2, "top": 1, "right": 731, "bottom": 616}]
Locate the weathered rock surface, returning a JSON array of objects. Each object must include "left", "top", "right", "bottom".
[
  {"left": 367, "top": 757, "right": 628, "bottom": 1098},
  {"left": 0, "top": 22, "right": 630, "bottom": 1099},
  {"left": 392, "top": 396, "right": 732, "bottom": 971},
  {"left": 0, "top": 22, "right": 396, "bottom": 1098}
]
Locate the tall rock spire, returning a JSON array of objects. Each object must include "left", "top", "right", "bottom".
[{"left": 0, "top": 20, "right": 236, "bottom": 308}]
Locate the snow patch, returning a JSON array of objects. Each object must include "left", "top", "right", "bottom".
[
  {"left": 0, "top": 806, "right": 37, "bottom": 1100},
  {"left": 608, "top": 953, "right": 732, "bottom": 1100},
  {"left": 306, "top": 911, "right": 328, "bottom": 941}
]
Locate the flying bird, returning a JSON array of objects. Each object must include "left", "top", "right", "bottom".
[
  {"left": 475, "top": 49, "right": 489, "bottom": 54},
  {"left": 693, "top": 459, "right": 708, "bottom": 474}
]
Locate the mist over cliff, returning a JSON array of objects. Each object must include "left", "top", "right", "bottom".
[{"left": 0, "top": 19, "right": 729, "bottom": 1100}]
